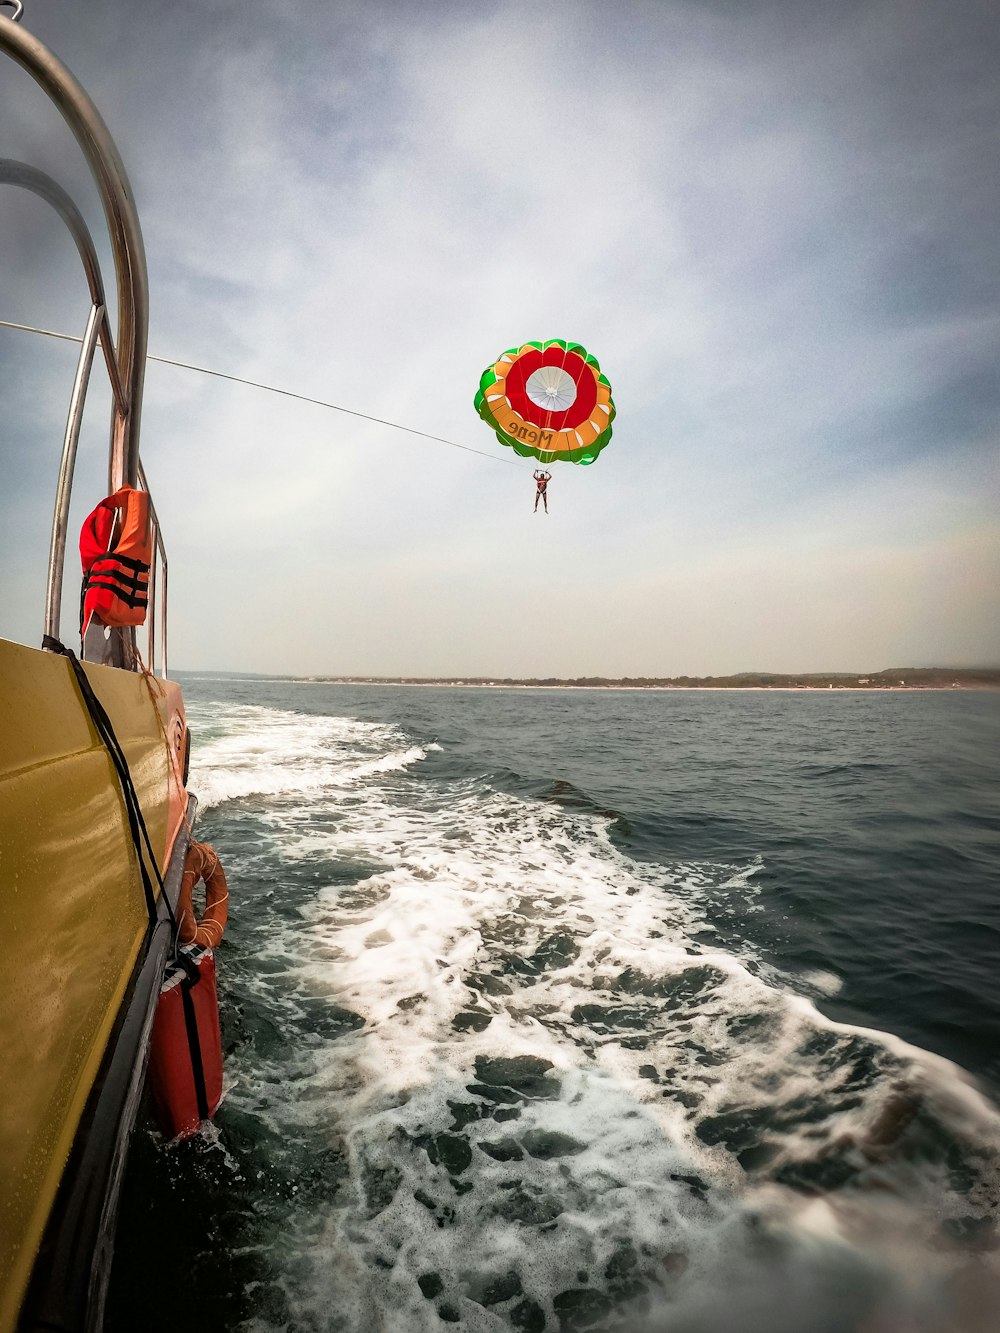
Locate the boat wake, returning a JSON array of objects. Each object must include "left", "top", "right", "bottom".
[
  {"left": 181, "top": 702, "right": 1000, "bottom": 1332},
  {"left": 192, "top": 705, "right": 432, "bottom": 809}
]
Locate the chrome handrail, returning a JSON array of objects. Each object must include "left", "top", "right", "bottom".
[
  {"left": 138, "top": 461, "right": 169, "bottom": 679},
  {"left": 1, "top": 14, "right": 169, "bottom": 676},
  {"left": 48, "top": 301, "right": 103, "bottom": 636},
  {"left": 0, "top": 16, "right": 148, "bottom": 489}
]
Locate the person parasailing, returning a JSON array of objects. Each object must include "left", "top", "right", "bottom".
[
  {"left": 533, "top": 468, "right": 552, "bottom": 513},
  {"left": 473, "top": 341, "right": 616, "bottom": 510}
]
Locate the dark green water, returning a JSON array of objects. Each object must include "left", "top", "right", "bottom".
[{"left": 108, "top": 682, "right": 1000, "bottom": 1332}]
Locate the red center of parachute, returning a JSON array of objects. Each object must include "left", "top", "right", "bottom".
[{"left": 504, "top": 347, "right": 598, "bottom": 432}]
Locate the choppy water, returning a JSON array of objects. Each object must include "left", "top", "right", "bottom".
[{"left": 108, "top": 682, "right": 1000, "bottom": 1333}]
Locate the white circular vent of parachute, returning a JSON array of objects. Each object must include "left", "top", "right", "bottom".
[{"left": 525, "top": 365, "right": 578, "bottom": 412}]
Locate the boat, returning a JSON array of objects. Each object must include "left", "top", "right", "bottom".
[{"left": 0, "top": 7, "right": 221, "bottom": 1329}]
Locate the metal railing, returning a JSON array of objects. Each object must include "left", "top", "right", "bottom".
[
  {"left": 138, "top": 462, "right": 169, "bottom": 678},
  {"left": 1, "top": 11, "right": 169, "bottom": 676}
]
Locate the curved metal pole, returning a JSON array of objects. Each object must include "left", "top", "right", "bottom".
[
  {"left": 0, "top": 159, "right": 128, "bottom": 415},
  {"left": 0, "top": 159, "right": 136, "bottom": 648},
  {"left": 44, "top": 301, "right": 103, "bottom": 643},
  {"left": 0, "top": 15, "right": 148, "bottom": 489},
  {"left": 0, "top": 157, "right": 107, "bottom": 302}
]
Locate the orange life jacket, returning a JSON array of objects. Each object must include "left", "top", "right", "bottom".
[{"left": 80, "top": 484, "right": 152, "bottom": 633}]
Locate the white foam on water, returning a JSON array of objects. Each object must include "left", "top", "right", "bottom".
[
  {"left": 187, "top": 703, "right": 426, "bottom": 810},
  {"left": 194, "top": 702, "right": 1000, "bottom": 1332},
  {"left": 798, "top": 968, "right": 844, "bottom": 997}
]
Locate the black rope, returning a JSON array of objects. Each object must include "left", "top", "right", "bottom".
[{"left": 45, "top": 637, "right": 178, "bottom": 940}]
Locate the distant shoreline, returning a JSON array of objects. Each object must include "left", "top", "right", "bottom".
[
  {"left": 287, "top": 669, "right": 1000, "bottom": 692},
  {"left": 292, "top": 682, "right": 991, "bottom": 692},
  {"left": 178, "top": 668, "right": 1000, "bottom": 691}
]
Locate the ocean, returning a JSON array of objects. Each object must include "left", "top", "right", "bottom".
[{"left": 107, "top": 680, "right": 1000, "bottom": 1333}]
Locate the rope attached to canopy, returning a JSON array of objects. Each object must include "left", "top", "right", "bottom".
[{"left": 0, "top": 317, "right": 527, "bottom": 468}]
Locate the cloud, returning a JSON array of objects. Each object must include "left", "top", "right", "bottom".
[{"left": 2, "top": 0, "right": 997, "bottom": 672}]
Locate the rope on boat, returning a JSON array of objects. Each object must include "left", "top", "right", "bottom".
[{"left": 42, "top": 634, "right": 179, "bottom": 941}]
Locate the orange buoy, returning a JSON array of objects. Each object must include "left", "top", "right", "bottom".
[
  {"left": 177, "top": 840, "right": 229, "bottom": 948},
  {"left": 148, "top": 947, "right": 224, "bottom": 1140},
  {"left": 147, "top": 841, "right": 230, "bottom": 1139}
]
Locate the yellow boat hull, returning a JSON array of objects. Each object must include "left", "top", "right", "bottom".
[{"left": 0, "top": 637, "right": 189, "bottom": 1333}]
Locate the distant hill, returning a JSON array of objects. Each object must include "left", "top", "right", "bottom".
[{"left": 305, "top": 668, "right": 1000, "bottom": 690}]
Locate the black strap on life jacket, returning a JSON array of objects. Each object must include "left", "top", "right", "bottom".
[
  {"left": 43, "top": 637, "right": 176, "bottom": 940},
  {"left": 81, "top": 555, "right": 150, "bottom": 626}
]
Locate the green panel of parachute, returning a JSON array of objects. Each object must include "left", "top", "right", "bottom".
[{"left": 474, "top": 339, "right": 615, "bottom": 465}]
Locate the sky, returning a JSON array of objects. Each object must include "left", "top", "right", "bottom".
[{"left": 1, "top": 0, "right": 998, "bottom": 677}]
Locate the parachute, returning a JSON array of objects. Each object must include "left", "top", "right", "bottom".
[{"left": 475, "top": 339, "right": 615, "bottom": 465}]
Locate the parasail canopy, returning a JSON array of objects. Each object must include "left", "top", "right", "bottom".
[{"left": 475, "top": 339, "right": 615, "bottom": 465}]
